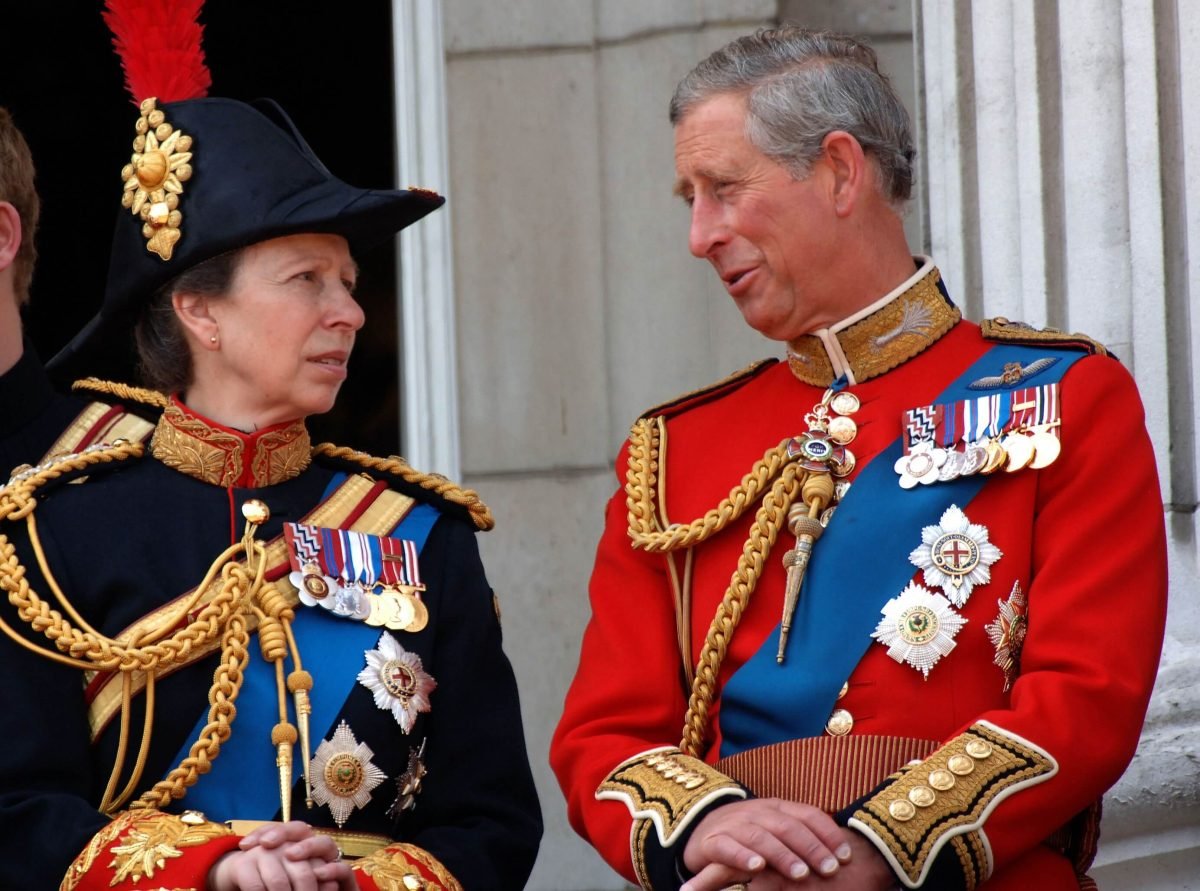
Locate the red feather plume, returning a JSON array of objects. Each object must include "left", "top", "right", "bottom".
[{"left": 102, "top": 0, "right": 212, "bottom": 105}]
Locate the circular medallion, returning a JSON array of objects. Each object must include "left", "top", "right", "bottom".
[
  {"left": 1003, "top": 432, "right": 1035, "bottom": 472},
  {"left": 889, "top": 799, "right": 916, "bottom": 822},
  {"left": 365, "top": 595, "right": 387, "bottom": 627},
  {"left": 819, "top": 506, "right": 837, "bottom": 527},
  {"left": 380, "top": 660, "right": 418, "bottom": 701},
  {"left": 835, "top": 480, "right": 852, "bottom": 502},
  {"left": 825, "top": 708, "right": 854, "bottom": 737},
  {"left": 324, "top": 753, "right": 365, "bottom": 797},
  {"left": 302, "top": 574, "right": 330, "bottom": 601},
  {"left": 981, "top": 440, "right": 1008, "bottom": 474},
  {"left": 1029, "top": 429, "right": 1061, "bottom": 469},
  {"left": 406, "top": 595, "right": 430, "bottom": 633},
  {"left": 837, "top": 682, "right": 849, "bottom": 700},
  {"left": 961, "top": 442, "right": 989, "bottom": 476},
  {"left": 937, "top": 449, "right": 963, "bottom": 482},
  {"left": 947, "top": 754, "right": 976, "bottom": 776},
  {"left": 832, "top": 449, "right": 856, "bottom": 478},
  {"left": 928, "top": 769, "right": 956, "bottom": 791},
  {"left": 830, "top": 391, "right": 861, "bottom": 416},
  {"left": 382, "top": 591, "right": 417, "bottom": 631},
  {"left": 931, "top": 532, "right": 980, "bottom": 575},
  {"left": 965, "top": 739, "right": 994, "bottom": 760},
  {"left": 907, "top": 452, "right": 934, "bottom": 478},
  {"left": 827, "top": 415, "right": 858, "bottom": 445},
  {"left": 897, "top": 604, "right": 940, "bottom": 645},
  {"left": 908, "top": 786, "right": 937, "bottom": 808}
]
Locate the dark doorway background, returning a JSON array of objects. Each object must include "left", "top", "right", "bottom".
[{"left": 0, "top": 1, "right": 403, "bottom": 456}]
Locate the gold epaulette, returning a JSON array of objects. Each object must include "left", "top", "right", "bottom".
[
  {"left": 980, "top": 317, "right": 1109, "bottom": 357},
  {"left": 638, "top": 359, "right": 777, "bottom": 421},
  {"left": 71, "top": 377, "right": 170, "bottom": 408},
  {"left": 312, "top": 443, "right": 494, "bottom": 532}
]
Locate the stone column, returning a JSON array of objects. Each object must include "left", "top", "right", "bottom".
[{"left": 917, "top": 1, "right": 1200, "bottom": 885}]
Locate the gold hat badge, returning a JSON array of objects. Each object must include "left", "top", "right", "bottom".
[{"left": 120, "top": 97, "right": 194, "bottom": 261}]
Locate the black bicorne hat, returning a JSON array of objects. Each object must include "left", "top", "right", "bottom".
[{"left": 48, "top": 1, "right": 444, "bottom": 381}]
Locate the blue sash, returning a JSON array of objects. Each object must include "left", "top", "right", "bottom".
[
  {"left": 718, "top": 345, "right": 1085, "bottom": 757},
  {"left": 170, "top": 474, "right": 440, "bottom": 820}
]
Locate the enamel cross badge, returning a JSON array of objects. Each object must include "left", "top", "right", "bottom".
[
  {"left": 357, "top": 632, "right": 437, "bottom": 733},
  {"left": 872, "top": 582, "right": 967, "bottom": 679},
  {"left": 908, "top": 504, "right": 1003, "bottom": 608}
]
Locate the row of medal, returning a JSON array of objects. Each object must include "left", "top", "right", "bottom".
[
  {"left": 895, "top": 384, "right": 1063, "bottom": 488},
  {"left": 284, "top": 522, "right": 429, "bottom": 632}
]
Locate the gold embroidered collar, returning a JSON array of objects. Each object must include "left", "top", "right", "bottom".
[
  {"left": 786, "top": 260, "right": 961, "bottom": 387},
  {"left": 151, "top": 398, "right": 312, "bottom": 488}
]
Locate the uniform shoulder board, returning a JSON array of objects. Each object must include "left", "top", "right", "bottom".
[
  {"left": 980, "top": 317, "right": 1109, "bottom": 357},
  {"left": 638, "top": 358, "right": 778, "bottom": 421},
  {"left": 71, "top": 377, "right": 170, "bottom": 411},
  {"left": 312, "top": 443, "right": 494, "bottom": 532}
]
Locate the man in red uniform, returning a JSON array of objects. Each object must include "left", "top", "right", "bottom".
[{"left": 551, "top": 27, "right": 1167, "bottom": 891}]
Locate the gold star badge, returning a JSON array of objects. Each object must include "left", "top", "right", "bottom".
[{"left": 309, "top": 721, "right": 387, "bottom": 827}]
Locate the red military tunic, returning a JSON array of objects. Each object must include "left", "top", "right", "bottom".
[{"left": 551, "top": 262, "right": 1167, "bottom": 889}]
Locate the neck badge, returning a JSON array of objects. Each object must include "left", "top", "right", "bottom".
[
  {"left": 284, "top": 523, "right": 428, "bottom": 632},
  {"left": 908, "top": 504, "right": 1003, "bottom": 608},
  {"left": 872, "top": 582, "right": 967, "bottom": 679},
  {"left": 309, "top": 721, "right": 388, "bottom": 828},
  {"left": 985, "top": 581, "right": 1028, "bottom": 692},
  {"left": 357, "top": 632, "right": 437, "bottom": 733}
]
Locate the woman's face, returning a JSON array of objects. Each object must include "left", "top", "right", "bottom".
[{"left": 199, "top": 232, "right": 363, "bottom": 426}]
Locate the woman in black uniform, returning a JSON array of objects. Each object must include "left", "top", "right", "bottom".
[{"left": 0, "top": 11, "right": 540, "bottom": 891}]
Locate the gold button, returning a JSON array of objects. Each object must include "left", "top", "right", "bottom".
[
  {"left": 928, "top": 769, "right": 956, "bottom": 791},
  {"left": 889, "top": 799, "right": 916, "bottom": 821},
  {"left": 908, "top": 786, "right": 936, "bottom": 808},
  {"left": 837, "top": 682, "right": 849, "bottom": 700},
  {"left": 948, "top": 754, "right": 975, "bottom": 775},
  {"left": 965, "top": 739, "right": 994, "bottom": 760},
  {"left": 825, "top": 708, "right": 854, "bottom": 736}
]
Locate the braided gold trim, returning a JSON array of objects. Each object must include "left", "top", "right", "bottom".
[
  {"left": 355, "top": 843, "right": 463, "bottom": 891},
  {"left": 597, "top": 747, "right": 745, "bottom": 848},
  {"left": 0, "top": 442, "right": 263, "bottom": 813},
  {"left": 849, "top": 721, "right": 1056, "bottom": 887},
  {"left": 625, "top": 422, "right": 795, "bottom": 553},
  {"left": 71, "top": 377, "right": 170, "bottom": 408},
  {"left": 313, "top": 443, "right": 493, "bottom": 531},
  {"left": 680, "top": 461, "right": 805, "bottom": 756}
]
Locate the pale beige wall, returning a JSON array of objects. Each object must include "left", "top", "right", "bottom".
[{"left": 444, "top": 4, "right": 774, "bottom": 888}]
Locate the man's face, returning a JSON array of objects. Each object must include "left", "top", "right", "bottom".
[{"left": 673, "top": 93, "right": 842, "bottom": 340}]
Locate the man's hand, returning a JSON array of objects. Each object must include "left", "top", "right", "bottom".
[
  {"left": 680, "top": 799, "right": 853, "bottom": 890},
  {"left": 210, "top": 821, "right": 358, "bottom": 891}
]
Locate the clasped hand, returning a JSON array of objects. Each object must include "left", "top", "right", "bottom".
[
  {"left": 208, "top": 821, "right": 358, "bottom": 891},
  {"left": 681, "top": 799, "right": 895, "bottom": 890}
]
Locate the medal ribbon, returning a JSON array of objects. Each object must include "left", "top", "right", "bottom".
[
  {"left": 718, "top": 345, "right": 1087, "bottom": 756},
  {"left": 169, "top": 474, "right": 441, "bottom": 822}
]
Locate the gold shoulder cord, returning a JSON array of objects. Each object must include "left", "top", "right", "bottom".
[
  {"left": 624, "top": 419, "right": 809, "bottom": 757},
  {"left": 0, "top": 442, "right": 277, "bottom": 816},
  {"left": 314, "top": 443, "right": 494, "bottom": 531}
]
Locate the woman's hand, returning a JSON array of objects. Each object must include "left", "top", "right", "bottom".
[
  {"left": 681, "top": 799, "right": 854, "bottom": 891},
  {"left": 209, "top": 821, "right": 357, "bottom": 890}
]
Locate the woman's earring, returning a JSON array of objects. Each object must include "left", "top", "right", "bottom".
[{"left": 210, "top": 334, "right": 219, "bottom": 346}]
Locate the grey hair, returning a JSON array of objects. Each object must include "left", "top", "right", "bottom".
[{"left": 669, "top": 28, "right": 916, "bottom": 205}]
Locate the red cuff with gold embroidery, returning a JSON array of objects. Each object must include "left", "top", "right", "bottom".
[
  {"left": 61, "top": 809, "right": 240, "bottom": 891},
  {"left": 352, "top": 842, "right": 463, "bottom": 891}
]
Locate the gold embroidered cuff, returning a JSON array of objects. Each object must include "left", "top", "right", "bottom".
[
  {"left": 353, "top": 842, "right": 463, "bottom": 891},
  {"left": 848, "top": 721, "right": 1057, "bottom": 889},
  {"left": 596, "top": 746, "right": 746, "bottom": 849}
]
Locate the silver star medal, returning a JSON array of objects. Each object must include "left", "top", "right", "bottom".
[
  {"left": 357, "top": 632, "right": 437, "bottom": 733},
  {"left": 909, "top": 504, "right": 1003, "bottom": 608},
  {"left": 894, "top": 441, "right": 948, "bottom": 488},
  {"left": 872, "top": 582, "right": 967, "bottom": 679},
  {"left": 309, "top": 721, "right": 388, "bottom": 827}
]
